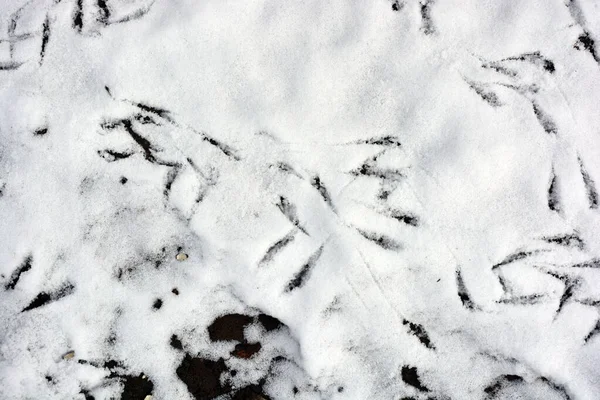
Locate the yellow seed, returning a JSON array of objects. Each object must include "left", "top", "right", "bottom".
[
  {"left": 144, "top": 396, "right": 153, "bottom": 400},
  {"left": 62, "top": 351, "right": 75, "bottom": 360},
  {"left": 176, "top": 253, "right": 188, "bottom": 261}
]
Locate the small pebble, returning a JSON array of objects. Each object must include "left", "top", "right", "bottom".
[
  {"left": 144, "top": 396, "right": 153, "bottom": 400},
  {"left": 62, "top": 351, "right": 75, "bottom": 360},
  {"left": 176, "top": 253, "right": 188, "bottom": 261}
]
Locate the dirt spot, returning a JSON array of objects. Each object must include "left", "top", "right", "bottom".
[
  {"left": 401, "top": 365, "right": 429, "bottom": 392},
  {"left": 231, "top": 342, "right": 262, "bottom": 359},
  {"left": 231, "top": 384, "right": 270, "bottom": 400},
  {"left": 176, "top": 355, "right": 230, "bottom": 399},
  {"left": 208, "top": 313, "right": 253, "bottom": 342},
  {"left": 120, "top": 374, "right": 153, "bottom": 400},
  {"left": 170, "top": 334, "right": 183, "bottom": 350},
  {"left": 34, "top": 127, "right": 48, "bottom": 136},
  {"left": 257, "top": 314, "right": 283, "bottom": 332}
]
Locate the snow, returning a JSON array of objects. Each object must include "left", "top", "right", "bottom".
[{"left": 1, "top": 0, "right": 600, "bottom": 399}]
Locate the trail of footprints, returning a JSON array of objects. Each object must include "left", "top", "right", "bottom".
[{"left": 2, "top": 1, "right": 600, "bottom": 397}]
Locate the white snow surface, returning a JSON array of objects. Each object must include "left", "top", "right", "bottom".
[{"left": 1, "top": 0, "right": 600, "bottom": 399}]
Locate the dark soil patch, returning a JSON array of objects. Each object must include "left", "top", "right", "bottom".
[
  {"left": 176, "top": 354, "right": 230, "bottom": 399},
  {"left": 401, "top": 365, "right": 429, "bottom": 392},
  {"left": 120, "top": 375, "right": 153, "bottom": 400},
  {"left": 208, "top": 313, "right": 253, "bottom": 342},
  {"left": 231, "top": 342, "right": 262, "bottom": 359},
  {"left": 170, "top": 334, "right": 183, "bottom": 350},
  {"left": 257, "top": 314, "right": 283, "bottom": 332},
  {"left": 231, "top": 384, "right": 270, "bottom": 400}
]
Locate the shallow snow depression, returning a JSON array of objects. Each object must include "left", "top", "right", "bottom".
[{"left": 1, "top": 0, "right": 600, "bottom": 399}]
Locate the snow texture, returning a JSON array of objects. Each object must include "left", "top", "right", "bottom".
[{"left": 1, "top": 0, "right": 600, "bottom": 399}]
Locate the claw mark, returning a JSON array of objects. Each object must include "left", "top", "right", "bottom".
[
  {"left": 391, "top": 0, "right": 404, "bottom": 11},
  {"left": 569, "top": 258, "right": 600, "bottom": 269},
  {"left": 548, "top": 170, "right": 561, "bottom": 212},
  {"left": 389, "top": 209, "right": 419, "bottom": 226},
  {"left": 73, "top": 0, "right": 84, "bottom": 32},
  {"left": 97, "top": 0, "right": 110, "bottom": 25},
  {"left": 350, "top": 150, "right": 404, "bottom": 181},
  {"left": 493, "top": 250, "right": 545, "bottom": 269},
  {"left": 5, "top": 255, "right": 33, "bottom": 290},
  {"left": 122, "top": 119, "right": 158, "bottom": 162},
  {"left": 100, "top": 119, "right": 121, "bottom": 130},
  {"left": 200, "top": 134, "right": 240, "bottom": 160},
  {"left": 186, "top": 157, "right": 216, "bottom": 205},
  {"left": 419, "top": 0, "right": 435, "bottom": 35},
  {"left": 277, "top": 196, "right": 308, "bottom": 235},
  {"left": 134, "top": 102, "right": 174, "bottom": 124},
  {"left": 349, "top": 135, "right": 402, "bottom": 147},
  {"left": 584, "top": 320, "right": 600, "bottom": 344},
  {"left": 34, "top": 127, "right": 48, "bottom": 136},
  {"left": 402, "top": 319, "right": 435, "bottom": 350},
  {"left": 285, "top": 244, "right": 324, "bottom": 292},
  {"left": 565, "top": 0, "right": 600, "bottom": 65},
  {"left": 501, "top": 51, "right": 555, "bottom": 73},
  {"left": 484, "top": 375, "right": 572, "bottom": 399},
  {"left": 481, "top": 61, "right": 518, "bottom": 77},
  {"left": 497, "top": 294, "right": 547, "bottom": 305},
  {"left": 531, "top": 101, "right": 558, "bottom": 135},
  {"left": 40, "top": 16, "right": 50, "bottom": 66},
  {"left": 578, "top": 298, "right": 600, "bottom": 307},
  {"left": 578, "top": 157, "right": 598, "bottom": 209},
  {"left": 575, "top": 32, "right": 600, "bottom": 64},
  {"left": 259, "top": 230, "right": 297, "bottom": 266},
  {"left": 0, "top": 61, "right": 25, "bottom": 70},
  {"left": 134, "top": 113, "right": 159, "bottom": 125},
  {"left": 464, "top": 79, "right": 502, "bottom": 107},
  {"left": 98, "top": 149, "right": 134, "bottom": 162},
  {"left": 22, "top": 282, "right": 75, "bottom": 312},
  {"left": 497, "top": 272, "right": 512, "bottom": 297},
  {"left": 164, "top": 163, "right": 182, "bottom": 200},
  {"left": 356, "top": 228, "right": 402, "bottom": 251},
  {"left": 547, "top": 272, "right": 579, "bottom": 316},
  {"left": 350, "top": 162, "right": 404, "bottom": 181},
  {"left": 484, "top": 375, "right": 525, "bottom": 398},
  {"left": 483, "top": 52, "right": 555, "bottom": 75},
  {"left": 401, "top": 365, "right": 429, "bottom": 392},
  {"left": 456, "top": 269, "right": 477, "bottom": 310},
  {"left": 112, "top": 1, "right": 156, "bottom": 24},
  {"left": 539, "top": 377, "right": 573, "bottom": 400},
  {"left": 272, "top": 162, "right": 303, "bottom": 179},
  {"left": 496, "top": 82, "right": 539, "bottom": 95},
  {"left": 541, "top": 233, "right": 584, "bottom": 250},
  {"left": 310, "top": 175, "right": 335, "bottom": 211}
]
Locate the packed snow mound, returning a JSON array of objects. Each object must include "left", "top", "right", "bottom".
[{"left": 1, "top": 0, "right": 600, "bottom": 399}]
